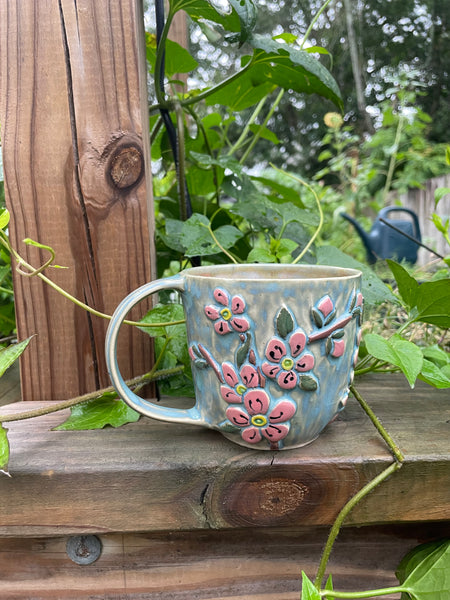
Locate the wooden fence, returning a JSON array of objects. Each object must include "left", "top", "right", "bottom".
[
  {"left": 0, "top": 1, "right": 155, "bottom": 401},
  {"left": 399, "top": 174, "right": 450, "bottom": 266}
]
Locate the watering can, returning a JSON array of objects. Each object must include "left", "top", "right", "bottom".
[{"left": 342, "top": 206, "right": 422, "bottom": 264}]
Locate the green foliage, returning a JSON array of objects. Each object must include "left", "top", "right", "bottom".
[
  {"left": 301, "top": 572, "right": 321, "bottom": 600},
  {"left": 0, "top": 337, "right": 32, "bottom": 378},
  {"left": 397, "top": 539, "right": 450, "bottom": 600},
  {"left": 54, "top": 394, "right": 140, "bottom": 431},
  {"left": 0, "top": 424, "right": 10, "bottom": 476},
  {"left": 139, "top": 303, "right": 194, "bottom": 396},
  {"left": 364, "top": 333, "right": 423, "bottom": 388},
  {"left": 0, "top": 208, "right": 16, "bottom": 341}
]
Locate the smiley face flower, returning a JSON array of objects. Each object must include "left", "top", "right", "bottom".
[
  {"left": 220, "top": 361, "right": 260, "bottom": 404},
  {"left": 205, "top": 288, "right": 250, "bottom": 335},
  {"left": 262, "top": 328, "right": 315, "bottom": 389},
  {"left": 225, "top": 388, "right": 297, "bottom": 444}
]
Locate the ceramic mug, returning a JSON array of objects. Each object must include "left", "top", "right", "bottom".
[{"left": 105, "top": 264, "right": 363, "bottom": 451}]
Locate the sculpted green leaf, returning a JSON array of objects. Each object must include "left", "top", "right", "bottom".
[
  {"left": 364, "top": 333, "right": 423, "bottom": 388},
  {"left": 276, "top": 307, "right": 294, "bottom": 338}
]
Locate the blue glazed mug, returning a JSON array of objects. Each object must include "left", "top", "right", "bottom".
[{"left": 105, "top": 264, "right": 363, "bottom": 451}]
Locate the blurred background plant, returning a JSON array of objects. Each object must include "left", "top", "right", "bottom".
[{"left": 0, "top": 144, "right": 16, "bottom": 347}]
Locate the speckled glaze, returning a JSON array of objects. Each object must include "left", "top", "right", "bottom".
[{"left": 106, "top": 264, "right": 363, "bottom": 451}]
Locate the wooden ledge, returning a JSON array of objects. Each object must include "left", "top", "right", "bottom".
[{"left": 0, "top": 374, "right": 449, "bottom": 537}]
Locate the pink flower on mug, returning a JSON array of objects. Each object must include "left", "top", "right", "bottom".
[
  {"left": 204, "top": 288, "right": 250, "bottom": 335},
  {"left": 220, "top": 361, "right": 260, "bottom": 404},
  {"left": 262, "top": 329, "right": 315, "bottom": 389},
  {"left": 226, "top": 389, "right": 296, "bottom": 444}
]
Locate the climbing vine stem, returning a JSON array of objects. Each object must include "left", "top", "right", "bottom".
[{"left": 314, "top": 385, "right": 405, "bottom": 589}]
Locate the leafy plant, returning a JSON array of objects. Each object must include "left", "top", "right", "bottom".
[{"left": 0, "top": 2, "right": 449, "bottom": 598}]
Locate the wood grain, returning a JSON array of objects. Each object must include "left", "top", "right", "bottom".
[
  {"left": 0, "top": 525, "right": 449, "bottom": 599},
  {"left": 0, "top": 1, "right": 155, "bottom": 401},
  {"left": 0, "top": 375, "right": 448, "bottom": 537}
]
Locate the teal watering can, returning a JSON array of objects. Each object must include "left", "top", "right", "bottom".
[{"left": 342, "top": 206, "right": 422, "bottom": 264}]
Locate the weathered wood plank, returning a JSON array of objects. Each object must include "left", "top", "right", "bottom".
[
  {"left": 0, "top": 525, "right": 449, "bottom": 599},
  {"left": 0, "top": 375, "right": 448, "bottom": 537},
  {"left": 0, "top": 1, "right": 155, "bottom": 401}
]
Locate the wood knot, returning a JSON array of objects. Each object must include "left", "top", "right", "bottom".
[
  {"left": 220, "top": 476, "right": 310, "bottom": 526},
  {"left": 108, "top": 144, "right": 143, "bottom": 190}
]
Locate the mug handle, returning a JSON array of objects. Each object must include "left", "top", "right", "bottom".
[{"left": 105, "top": 275, "right": 203, "bottom": 426}]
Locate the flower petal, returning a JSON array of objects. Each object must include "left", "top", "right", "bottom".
[
  {"left": 331, "top": 339, "right": 345, "bottom": 358},
  {"left": 222, "top": 362, "right": 239, "bottom": 387},
  {"left": 317, "top": 295, "right": 334, "bottom": 317},
  {"left": 243, "top": 389, "right": 270, "bottom": 416},
  {"left": 231, "top": 295, "right": 246, "bottom": 314},
  {"left": 240, "top": 364, "right": 259, "bottom": 388},
  {"left": 262, "top": 362, "right": 281, "bottom": 379},
  {"left": 262, "top": 424, "right": 290, "bottom": 442},
  {"left": 204, "top": 305, "right": 220, "bottom": 320},
  {"left": 295, "top": 352, "right": 315, "bottom": 372},
  {"left": 265, "top": 338, "right": 286, "bottom": 363},
  {"left": 289, "top": 330, "right": 307, "bottom": 357},
  {"left": 277, "top": 370, "right": 297, "bottom": 389},
  {"left": 269, "top": 400, "right": 297, "bottom": 423},
  {"left": 220, "top": 386, "right": 242, "bottom": 404},
  {"left": 214, "top": 288, "right": 229, "bottom": 306},
  {"left": 226, "top": 407, "right": 249, "bottom": 427},
  {"left": 242, "top": 427, "right": 262, "bottom": 444},
  {"left": 230, "top": 317, "right": 249, "bottom": 333},
  {"left": 214, "top": 320, "right": 232, "bottom": 335}
]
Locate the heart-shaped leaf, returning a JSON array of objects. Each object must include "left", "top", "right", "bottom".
[
  {"left": 316, "top": 246, "right": 398, "bottom": 308},
  {"left": 413, "top": 279, "right": 450, "bottom": 328},
  {"left": 54, "top": 395, "right": 140, "bottom": 431},
  {"left": 387, "top": 259, "right": 419, "bottom": 309},
  {"left": 364, "top": 333, "right": 423, "bottom": 388},
  {"left": 397, "top": 539, "right": 450, "bottom": 599}
]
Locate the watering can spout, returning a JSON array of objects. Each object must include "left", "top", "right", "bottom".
[
  {"left": 341, "top": 212, "right": 378, "bottom": 264},
  {"left": 341, "top": 207, "right": 421, "bottom": 265}
]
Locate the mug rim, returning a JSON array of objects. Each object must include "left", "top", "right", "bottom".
[{"left": 181, "top": 263, "right": 362, "bottom": 282}]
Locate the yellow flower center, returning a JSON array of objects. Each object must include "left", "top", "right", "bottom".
[
  {"left": 251, "top": 414, "right": 268, "bottom": 427},
  {"left": 220, "top": 308, "right": 232, "bottom": 320},
  {"left": 236, "top": 384, "right": 247, "bottom": 395},
  {"left": 281, "top": 357, "right": 294, "bottom": 371}
]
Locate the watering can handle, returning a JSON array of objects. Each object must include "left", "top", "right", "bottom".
[
  {"left": 378, "top": 207, "right": 421, "bottom": 240},
  {"left": 105, "top": 275, "right": 204, "bottom": 426}
]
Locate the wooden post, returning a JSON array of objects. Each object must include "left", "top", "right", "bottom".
[{"left": 0, "top": 1, "right": 155, "bottom": 401}]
